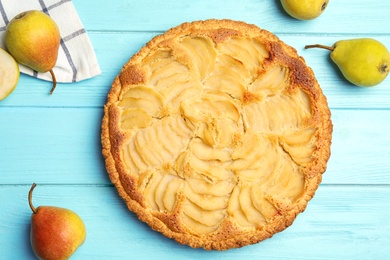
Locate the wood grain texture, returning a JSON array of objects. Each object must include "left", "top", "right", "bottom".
[
  {"left": 0, "top": 34, "right": 389, "bottom": 108},
  {"left": 72, "top": 0, "right": 390, "bottom": 34},
  {"left": 0, "top": 0, "right": 389, "bottom": 259},
  {"left": 0, "top": 108, "right": 389, "bottom": 185},
  {"left": 0, "top": 185, "right": 389, "bottom": 259}
]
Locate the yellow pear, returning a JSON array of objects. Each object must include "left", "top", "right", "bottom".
[
  {"left": 28, "top": 183, "right": 86, "bottom": 260},
  {"left": 0, "top": 48, "right": 19, "bottom": 100},
  {"left": 281, "top": 0, "right": 329, "bottom": 20},
  {"left": 305, "top": 38, "right": 390, "bottom": 87},
  {"left": 5, "top": 10, "right": 60, "bottom": 94}
]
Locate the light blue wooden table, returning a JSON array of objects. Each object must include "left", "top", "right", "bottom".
[{"left": 1, "top": 1, "right": 390, "bottom": 259}]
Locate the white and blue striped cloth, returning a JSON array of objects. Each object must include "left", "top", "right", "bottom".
[{"left": 0, "top": 0, "right": 101, "bottom": 83}]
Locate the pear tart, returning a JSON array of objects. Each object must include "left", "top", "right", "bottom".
[{"left": 101, "top": 19, "right": 332, "bottom": 250}]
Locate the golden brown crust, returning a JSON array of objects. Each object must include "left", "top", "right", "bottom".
[{"left": 101, "top": 19, "right": 332, "bottom": 250}]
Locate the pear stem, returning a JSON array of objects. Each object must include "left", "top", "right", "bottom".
[
  {"left": 49, "top": 69, "right": 57, "bottom": 95},
  {"left": 28, "top": 183, "right": 38, "bottom": 214},
  {"left": 305, "top": 44, "right": 335, "bottom": 52}
]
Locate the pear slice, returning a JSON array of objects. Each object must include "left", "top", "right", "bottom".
[{"left": 0, "top": 48, "right": 19, "bottom": 100}]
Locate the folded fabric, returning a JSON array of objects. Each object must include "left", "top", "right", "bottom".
[{"left": 0, "top": 0, "right": 101, "bottom": 83}]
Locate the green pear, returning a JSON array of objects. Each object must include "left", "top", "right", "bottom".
[
  {"left": 305, "top": 38, "right": 390, "bottom": 87},
  {"left": 28, "top": 183, "right": 86, "bottom": 260},
  {"left": 5, "top": 10, "right": 60, "bottom": 94},
  {"left": 0, "top": 48, "right": 19, "bottom": 100},
  {"left": 281, "top": 0, "right": 329, "bottom": 20}
]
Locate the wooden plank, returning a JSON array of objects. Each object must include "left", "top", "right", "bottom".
[
  {"left": 0, "top": 184, "right": 388, "bottom": 259},
  {"left": 0, "top": 33, "right": 389, "bottom": 109},
  {"left": 1, "top": 107, "right": 389, "bottom": 185},
  {"left": 0, "top": 107, "right": 108, "bottom": 184},
  {"left": 72, "top": 0, "right": 390, "bottom": 34}
]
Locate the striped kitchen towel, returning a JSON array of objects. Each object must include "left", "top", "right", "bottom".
[{"left": 0, "top": 0, "right": 101, "bottom": 83}]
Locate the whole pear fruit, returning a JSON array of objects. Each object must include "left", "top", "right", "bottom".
[
  {"left": 281, "top": 0, "right": 329, "bottom": 20},
  {"left": 29, "top": 183, "right": 86, "bottom": 260},
  {"left": 5, "top": 10, "right": 60, "bottom": 94},
  {"left": 0, "top": 48, "right": 19, "bottom": 100},
  {"left": 305, "top": 38, "right": 390, "bottom": 87}
]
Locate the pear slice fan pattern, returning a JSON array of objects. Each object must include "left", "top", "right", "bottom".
[{"left": 102, "top": 19, "right": 332, "bottom": 250}]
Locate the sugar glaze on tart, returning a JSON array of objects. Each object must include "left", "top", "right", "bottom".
[{"left": 101, "top": 19, "right": 332, "bottom": 250}]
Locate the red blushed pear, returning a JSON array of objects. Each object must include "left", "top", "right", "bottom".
[
  {"left": 28, "top": 183, "right": 86, "bottom": 260},
  {"left": 5, "top": 10, "right": 60, "bottom": 94}
]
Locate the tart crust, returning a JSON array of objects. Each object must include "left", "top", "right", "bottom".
[{"left": 102, "top": 19, "right": 332, "bottom": 250}]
